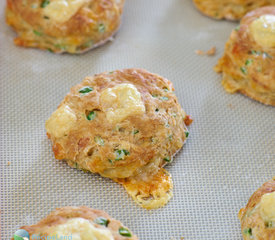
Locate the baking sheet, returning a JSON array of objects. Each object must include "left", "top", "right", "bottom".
[{"left": 1, "top": 0, "right": 275, "bottom": 239}]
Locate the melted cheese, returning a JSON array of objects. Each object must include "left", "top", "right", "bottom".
[
  {"left": 100, "top": 84, "right": 145, "bottom": 124},
  {"left": 47, "top": 218, "right": 114, "bottom": 240},
  {"left": 43, "top": 0, "right": 87, "bottom": 23},
  {"left": 46, "top": 105, "right": 77, "bottom": 138},
  {"left": 260, "top": 191, "right": 275, "bottom": 222},
  {"left": 117, "top": 168, "right": 173, "bottom": 209},
  {"left": 250, "top": 15, "right": 275, "bottom": 48}
]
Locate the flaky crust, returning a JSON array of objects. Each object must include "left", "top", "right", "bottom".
[
  {"left": 13, "top": 206, "right": 138, "bottom": 240},
  {"left": 239, "top": 178, "right": 275, "bottom": 240},
  {"left": 46, "top": 68, "right": 191, "bottom": 209},
  {"left": 193, "top": 0, "right": 275, "bottom": 20},
  {"left": 6, "top": 0, "right": 124, "bottom": 53},
  {"left": 215, "top": 7, "right": 275, "bottom": 106}
]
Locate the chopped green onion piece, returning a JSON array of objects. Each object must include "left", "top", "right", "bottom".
[
  {"left": 94, "top": 217, "right": 109, "bottom": 227},
  {"left": 251, "top": 50, "right": 260, "bottom": 56},
  {"left": 133, "top": 130, "right": 139, "bottom": 134},
  {"left": 235, "top": 25, "right": 240, "bottom": 31},
  {"left": 33, "top": 30, "right": 42, "bottom": 36},
  {"left": 163, "top": 157, "right": 171, "bottom": 162},
  {"left": 79, "top": 86, "right": 93, "bottom": 94},
  {"left": 98, "top": 23, "right": 105, "bottom": 33},
  {"left": 245, "top": 59, "right": 253, "bottom": 66},
  {"left": 185, "top": 131, "right": 189, "bottom": 138},
  {"left": 41, "top": 0, "right": 50, "bottom": 8},
  {"left": 54, "top": 44, "right": 66, "bottom": 50},
  {"left": 161, "top": 96, "right": 169, "bottom": 101},
  {"left": 47, "top": 48, "right": 53, "bottom": 53},
  {"left": 31, "top": 3, "right": 38, "bottom": 8},
  {"left": 74, "top": 163, "right": 78, "bottom": 168},
  {"left": 263, "top": 52, "right": 272, "bottom": 59},
  {"left": 115, "top": 149, "right": 130, "bottom": 160},
  {"left": 168, "top": 135, "right": 173, "bottom": 140},
  {"left": 44, "top": 16, "right": 49, "bottom": 19},
  {"left": 163, "top": 87, "right": 169, "bottom": 92},
  {"left": 94, "top": 136, "right": 104, "bottom": 146},
  {"left": 152, "top": 94, "right": 158, "bottom": 98},
  {"left": 266, "top": 221, "right": 273, "bottom": 228},
  {"left": 240, "top": 66, "right": 247, "bottom": 75},
  {"left": 119, "top": 227, "right": 132, "bottom": 237},
  {"left": 243, "top": 228, "right": 252, "bottom": 236},
  {"left": 87, "top": 111, "right": 96, "bottom": 120}
]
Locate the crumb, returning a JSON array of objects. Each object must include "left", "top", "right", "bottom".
[
  {"left": 7, "top": 161, "right": 11, "bottom": 166},
  {"left": 206, "top": 46, "right": 216, "bottom": 56},
  {"left": 184, "top": 115, "right": 193, "bottom": 126},
  {"left": 195, "top": 46, "right": 216, "bottom": 56},
  {"left": 228, "top": 103, "right": 234, "bottom": 109},
  {"left": 195, "top": 49, "right": 204, "bottom": 55}
]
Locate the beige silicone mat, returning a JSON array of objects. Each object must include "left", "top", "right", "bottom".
[{"left": 1, "top": 0, "right": 275, "bottom": 239}]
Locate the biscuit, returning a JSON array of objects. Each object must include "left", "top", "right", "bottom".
[
  {"left": 46, "top": 68, "right": 192, "bottom": 209},
  {"left": 215, "top": 7, "right": 275, "bottom": 106},
  {"left": 13, "top": 206, "right": 138, "bottom": 240},
  {"left": 6, "top": 0, "right": 124, "bottom": 53},
  {"left": 193, "top": 0, "right": 275, "bottom": 20},
  {"left": 239, "top": 178, "right": 275, "bottom": 240}
]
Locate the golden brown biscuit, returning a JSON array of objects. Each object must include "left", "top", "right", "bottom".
[
  {"left": 215, "top": 7, "right": 275, "bottom": 106},
  {"left": 13, "top": 206, "right": 138, "bottom": 240},
  {"left": 239, "top": 178, "right": 275, "bottom": 240},
  {"left": 45, "top": 68, "right": 192, "bottom": 209},
  {"left": 6, "top": 0, "right": 124, "bottom": 53},
  {"left": 193, "top": 0, "right": 275, "bottom": 20}
]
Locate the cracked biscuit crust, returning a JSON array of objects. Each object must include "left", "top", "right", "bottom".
[
  {"left": 13, "top": 206, "right": 138, "bottom": 240},
  {"left": 239, "top": 179, "right": 275, "bottom": 240},
  {"left": 215, "top": 7, "right": 275, "bottom": 106},
  {"left": 6, "top": 0, "right": 124, "bottom": 53},
  {"left": 193, "top": 0, "right": 275, "bottom": 20},
  {"left": 46, "top": 68, "right": 191, "bottom": 209}
]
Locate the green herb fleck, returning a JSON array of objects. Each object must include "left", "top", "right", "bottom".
[
  {"left": 243, "top": 228, "right": 252, "bottom": 236},
  {"left": 133, "top": 130, "right": 139, "bottom": 135},
  {"left": 168, "top": 135, "right": 173, "bottom": 141},
  {"left": 54, "top": 44, "right": 67, "bottom": 50},
  {"left": 163, "top": 157, "right": 171, "bottom": 162},
  {"left": 31, "top": 3, "right": 38, "bottom": 8},
  {"left": 43, "top": 16, "right": 49, "bottom": 19},
  {"left": 266, "top": 221, "right": 273, "bottom": 228},
  {"left": 240, "top": 66, "right": 247, "bottom": 75},
  {"left": 119, "top": 227, "right": 132, "bottom": 237},
  {"left": 33, "top": 30, "right": 42, "bottom": 36},
  {"left": 41, "top": 0, "right": 50, "bottom": 8},
  {"left": 152, "top": 94, "right": 158, "bottom": 98},
  {"left": 185, "top": 131, "right": 189, "bottom": 138},
  {"left": 115, "top": 149, "right": 130, "bottom": 160},
  {"left": 235, "top": 25, "right": 240, "bottom": 31},
  {"left": 245, "top": 59, "right": 253, "bottom": 66},
  {"left": 160, "top": 96, "right": 169, "bottom": 101},
  {"left": 155, "top": 108, "right": 159, "bottom": 112},
  {"left": 79, "top": 86, "right": 93, "bottom": 94},
  {"left": 87, "top": 111, "right": 96, "bottom": 120},
  {"left": 47, "top": 48, "right": 53, "bottom": 53},
  {"left": 98, "top": 23, "right": 105, "bottom": 33},
  {"left": 250, "top": 50, "right": 261, "bottom": 56},
  {"left": 263, "top": 52, "right": 272, "bottom": 59},
  {"left": 94, "top": 136, "right": 104, "bottom": 146},
  {"left": 94, "top": 217, "right": 109, "bottom": 227},
  {"left": 163, "top": 87, "right": 169, "bottom": 92},
  {"left": 83, "top": 40, "right": 93, "bottom": 48},
  {"left": 108, "top": 159, "right": 113, "bottom": 164},
  {"left": 74, "top": 163, "right": 78, "bottom": 168}
]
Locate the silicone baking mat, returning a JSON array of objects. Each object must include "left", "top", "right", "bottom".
[{"left": 1, "top": 0, "right": 275, "bottom": 239}]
